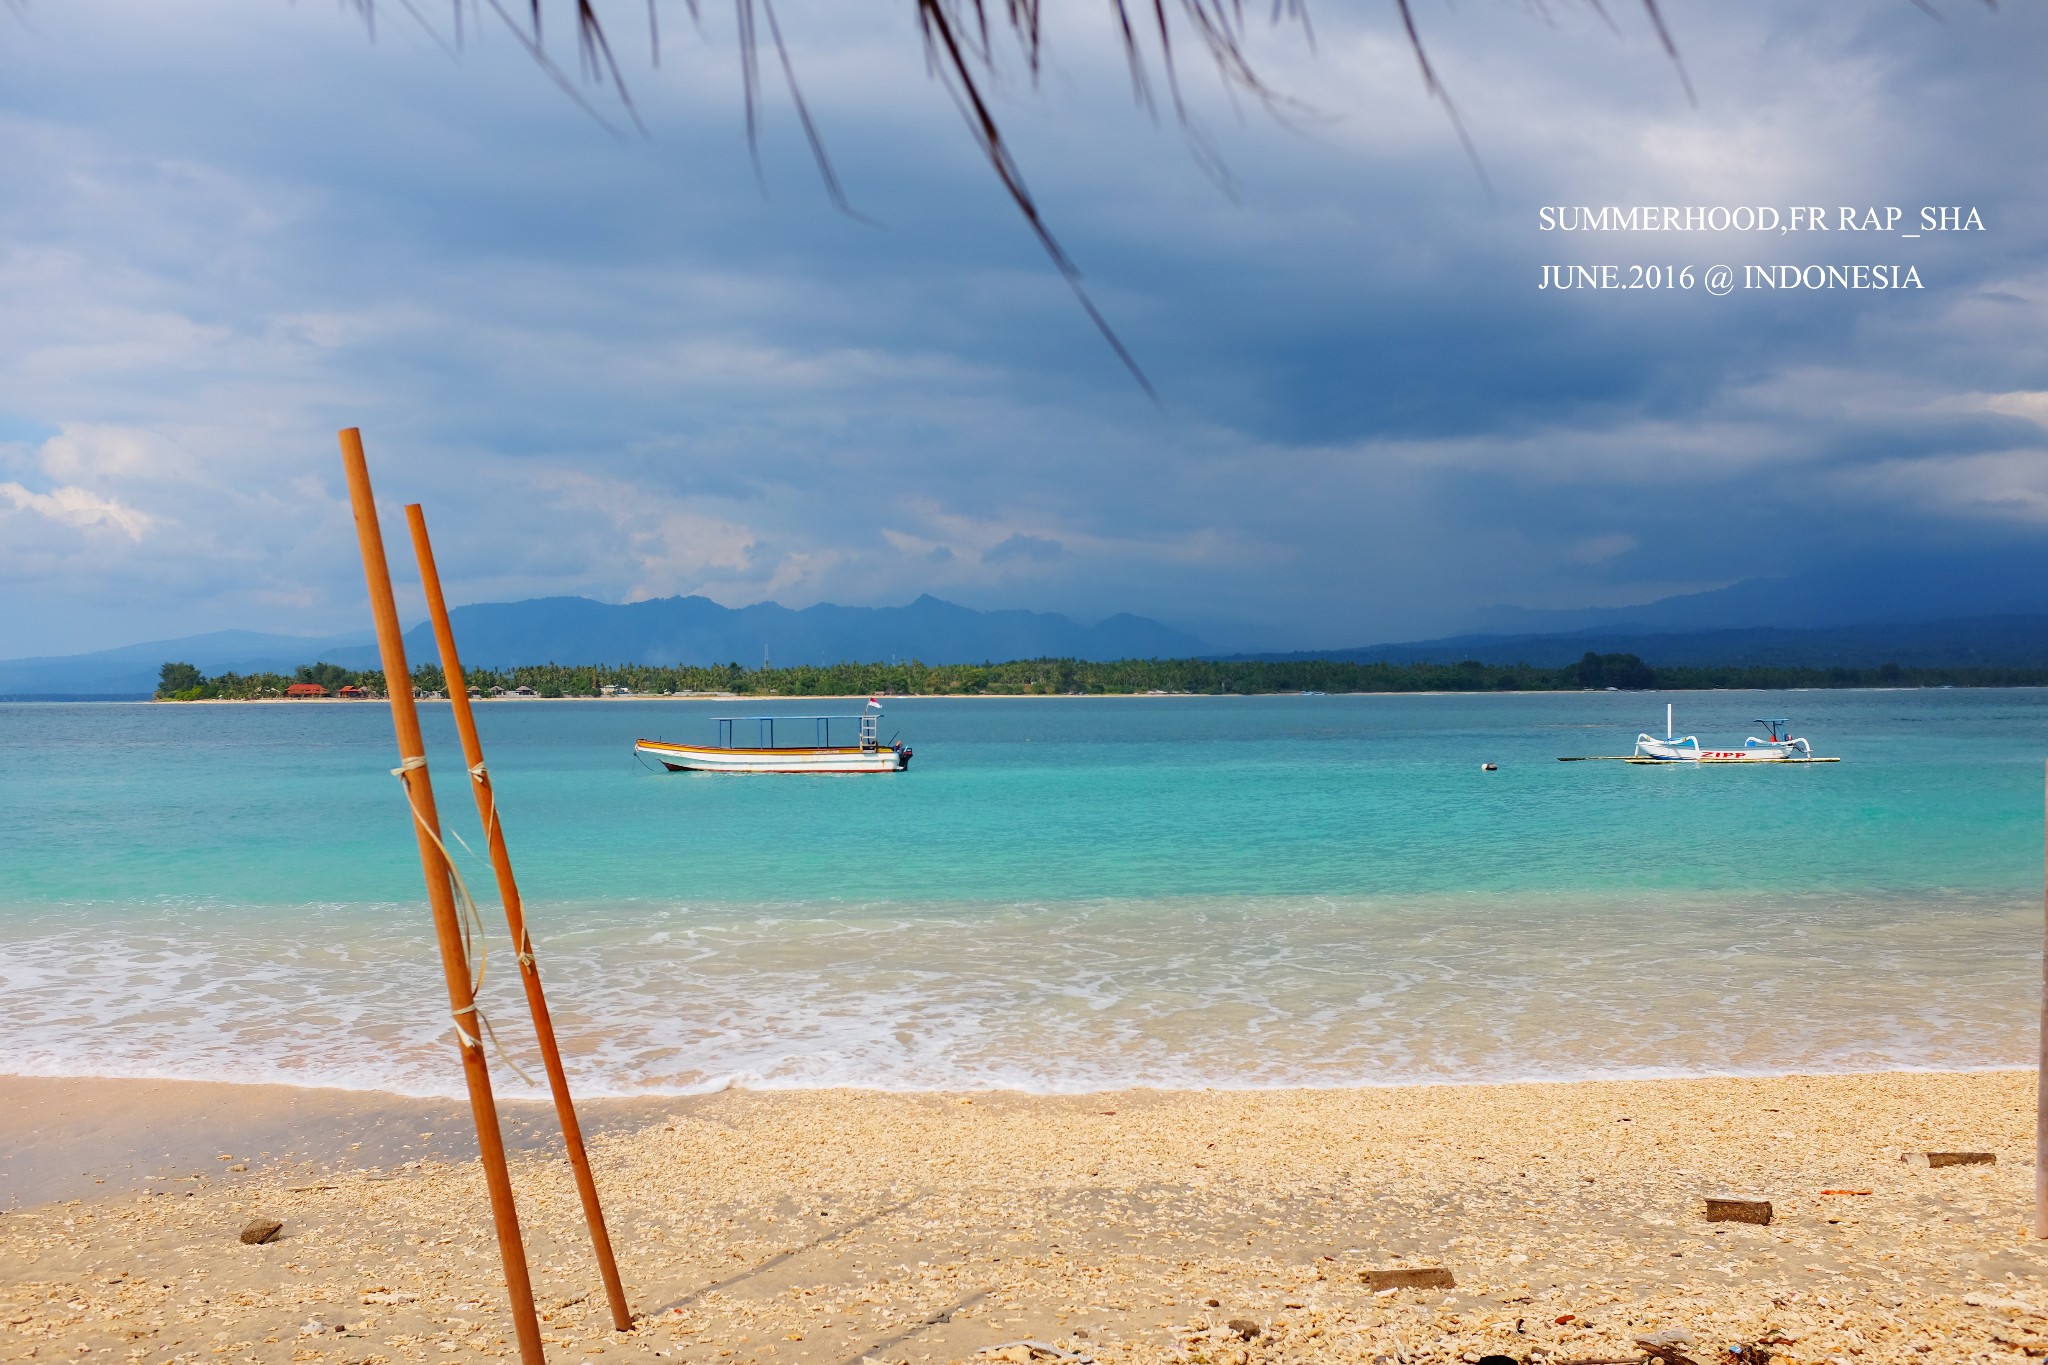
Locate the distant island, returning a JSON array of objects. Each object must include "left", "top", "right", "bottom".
[
  {"left": 23, "top": 573, "right": 2048, "bottom": 701},
  {"left": 151, "top": 653, "right": 2048, "bottom": 701}
]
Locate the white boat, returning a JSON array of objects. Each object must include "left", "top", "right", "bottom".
[
  {"left": 1632, "top": 707, "right": 1820, "bottom": 763},
  {"left": 1633, "top": 704, "right": 1702, "bottom": 761},
  {"left": 1720, "top": 718, "right": 1814, "bottom": 762},
  {"left": 635, "top": 698, "right": 912, "bottom": 774}
]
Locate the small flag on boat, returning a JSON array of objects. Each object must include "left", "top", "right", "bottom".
[{"left": 867, "top": 695, "right": 882, "bottom": 709}]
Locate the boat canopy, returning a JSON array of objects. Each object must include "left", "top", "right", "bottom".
[{"left": 711, "top": 713, "right": 880, "bottom": 749}]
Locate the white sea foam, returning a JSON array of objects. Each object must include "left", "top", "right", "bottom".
[{"left": 0, "top": 890, "right": 2031, "bottom": 1098}]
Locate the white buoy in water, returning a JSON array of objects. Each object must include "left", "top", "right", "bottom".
[{"left": 1481, "top": 762, "right": 1498, "bottom": 771}]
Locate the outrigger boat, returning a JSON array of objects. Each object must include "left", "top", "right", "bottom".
[
  {"left": 1561, "top": 706, "right": 1837, "bottom": 763},
  {"left": 1632, "top": 703, "right": 1702, "bottom": 762},
  {"left": 635, "top": 697, "right": 912, "bottom": 774},
  {"left": 1628, "top": 705, "right": 1828, "bottom": 763}
]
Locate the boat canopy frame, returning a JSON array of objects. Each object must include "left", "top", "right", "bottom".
[{"left": 712, "top": 713, "right": 881, "bottom": 751}]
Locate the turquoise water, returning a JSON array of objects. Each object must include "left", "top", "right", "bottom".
[{"left": 0, "top": 691, "right": 2041, "bottom": 1094}]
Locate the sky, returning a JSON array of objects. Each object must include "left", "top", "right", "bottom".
[{"left": 1, "top": 0, "right": 2044, "bottom": 657}]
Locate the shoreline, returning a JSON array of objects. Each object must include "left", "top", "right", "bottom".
[
  {"left": 5, "top": 1055, "right": 2036, "bottom": 1110},
  {"left": 0, "top": 682, "right": 2003, "bottom": 706},
  {"left": 5, "top": 1069, "right": 2043, "bottom": 1361}
]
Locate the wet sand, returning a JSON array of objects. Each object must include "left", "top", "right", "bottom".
[
  {"left": 3, "top": 1070, "right": 2044, "bottom": 1363},
  {"left": 0, "top": 1078, "right": 678, "bottom": 1211}
]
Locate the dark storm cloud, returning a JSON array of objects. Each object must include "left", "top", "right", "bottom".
[{"left": 0, "top": 1, "right": 2043, "bottom": 655}]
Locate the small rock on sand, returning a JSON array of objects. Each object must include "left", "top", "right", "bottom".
[
  {"left": 239, "top": 1218, "right": 283, "bottom": 1245},
  {"left": 1906, "top": 1150, "right": 1995, "bottom": 1168},
  {"left": 1703, "top": 1197, "right": 1772, "bottom": 1225},
  {"left": 1362, "top": 1266, "right": 1456, "bottom": 1291}
]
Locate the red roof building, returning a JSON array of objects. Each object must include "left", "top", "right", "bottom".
[{"left": 285, "top": 682, "right": 329, "bottom": 698}]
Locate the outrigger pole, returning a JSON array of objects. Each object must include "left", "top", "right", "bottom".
[
  {"left": 339, "top": 430, "right": 547, "bottom": 1365},
  {"left": 406, "top": 503, "right": 634, "bottom": 1331}
]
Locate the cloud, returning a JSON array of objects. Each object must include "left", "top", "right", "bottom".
[
  {"left": 35, "top": 425, "right": 198, "bottom": 485},
  {"left": 1567, "top": 533, "right": 1637, "bottom": 567},
  {"left": 523, "top": 469, "right": 766, "bottom": 602},
  {"left": 1959, "top": 391, "right": 2048, "bottom": 429},
  {"left": 982, "top": 532, "right": 1067, "bottom": 565},
  {"left": 1840, "top": 448, "right": 2048, "bottom": 527},
  {"left": 0, "top": 480, "right": 154, "bottom": 540},
  {"left": 0, "top": 1, "right": 2043, "bottom": 654}
]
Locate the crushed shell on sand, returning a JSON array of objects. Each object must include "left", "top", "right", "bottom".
[{"left": 4, "top": 1071, "right": 2046, "bottom": 1363}]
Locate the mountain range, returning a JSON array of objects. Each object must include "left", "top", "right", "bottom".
[
  {"left": 1234, "top": 615, "right": 2048, "bottom": 670},
  {"left": 11, "top": 544, "right": 2048, "bottom": 699},
  {"left": 1456, "top": 544, "right": 2048, "bottom": 637},
  {"left": 1251, "top": 544, "right": 2048, "bottom": 671},
  {"left": 1231, "top": 545, "right": 2048, "bottom": 671},
  {"left": 0, "top": 595, "right": 1209, "bottom": 699}
]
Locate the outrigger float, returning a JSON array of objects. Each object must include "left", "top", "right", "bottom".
[
  {"left": 1559, "top": 705, "right": 1839, "bottom": 764},
  {"left": 635, "top": 697, "right": 912, "bottom": 774}
]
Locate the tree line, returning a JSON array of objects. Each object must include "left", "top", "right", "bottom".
[{"left": 155, "top": 652, "right": 2048, "bottom": 701}]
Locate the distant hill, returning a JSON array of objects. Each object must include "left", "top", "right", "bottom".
[
  {"left": 1267, "top": 542, "right": 2048, "bottom": 674},
  {"left": 380, "top": 594, "right": 1206, "bottom": 673},
  {"left": 0, "top": 628, "right": 376, "bottom": 700},
  {"left": 0, "top": 595, "right": 1208, "bottom": 699},
  {"left": 21, "top": 554, "right": 2048, "bottom": 702},
  {"left": 1233, "top": 614, "right": 2048, "bottom": 670},
  {"left": 1460, "top": 545, "right": 2048, "bottom": 636}
]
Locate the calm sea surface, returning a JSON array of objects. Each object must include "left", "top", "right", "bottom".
[{"left": 1, "top": 691, "right": 2041, "bottom": 1095}]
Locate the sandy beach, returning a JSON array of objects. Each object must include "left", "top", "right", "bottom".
[{"left": 4, "top": 1070, "right": 2043, "bottom": 1364}]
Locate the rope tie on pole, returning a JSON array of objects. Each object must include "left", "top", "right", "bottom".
[
  {"left": 392, "top": 759, "right": 535, "bottom": 1087},
  {"left": 469, "top": 761, "right": 506, "bottom": 847},
  {"left": 454, "top": 1001, "right": 535, "bottom": 1087}
]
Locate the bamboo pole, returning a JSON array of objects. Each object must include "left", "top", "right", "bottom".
[
  {"left": 338, "top": 429, "right": 547, "bottom": 1365},
  {"left": 2039, "top": 755, "right": 2047, "bottom": 1237},
  {"left": 405, "top": 502, "right": 635, "bottom": 1332}
]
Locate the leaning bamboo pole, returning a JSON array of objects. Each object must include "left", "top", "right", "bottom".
[
  {"left": 405, "top": 502, "right": 634, "bottom": 1332},
  {"left": 338, "top": 429, "right": 547, "bottom": 1365}
]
